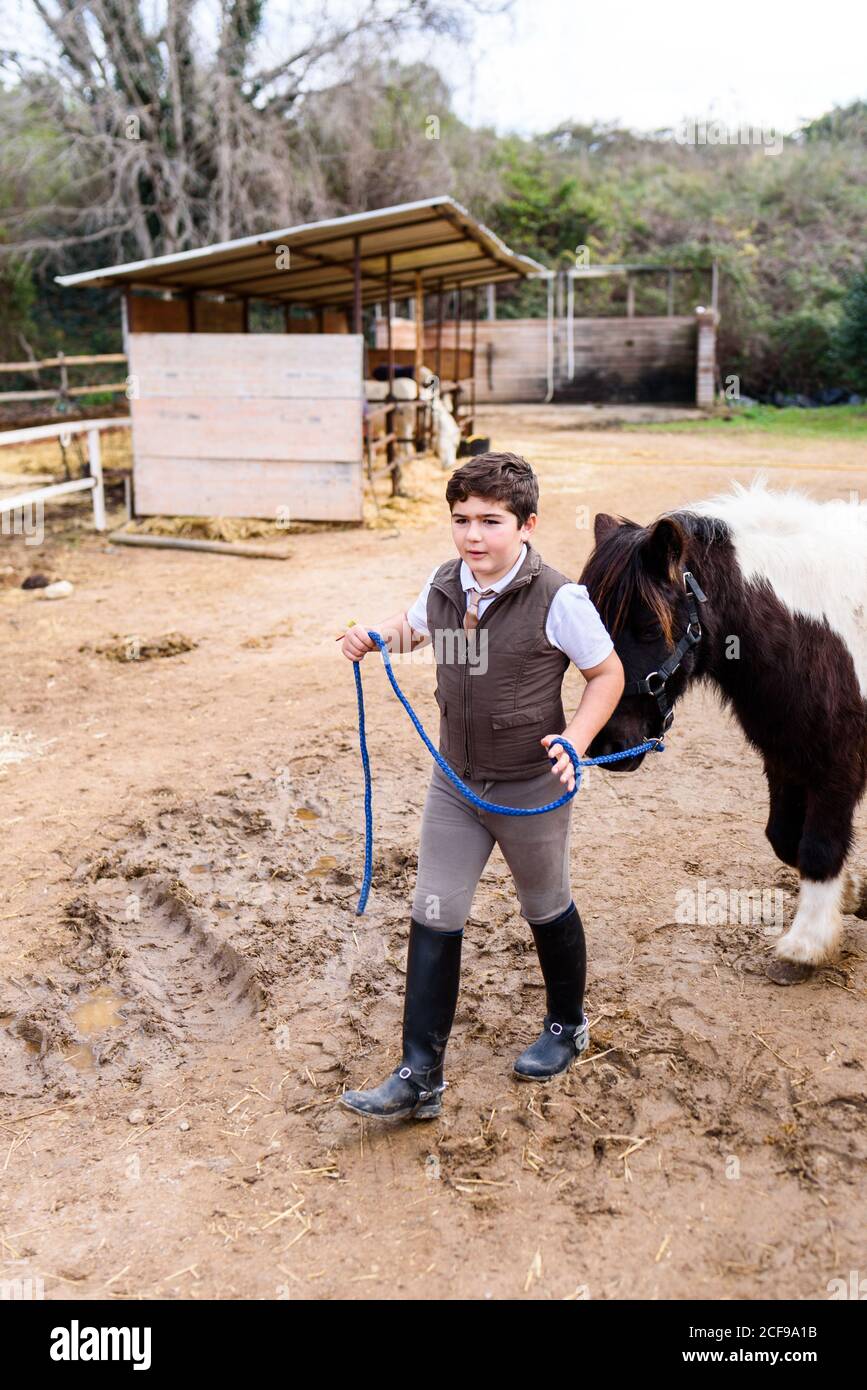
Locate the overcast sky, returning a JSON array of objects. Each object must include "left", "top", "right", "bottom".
[
  {"left": 3, "top": 0, "right": 864, "bottom": 140},
  {"left": 446, "top": 0, "right": 867, "bottom": 135}
]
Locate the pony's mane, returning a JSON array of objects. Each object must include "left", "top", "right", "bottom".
[
  {"left": 585, "top": 476, "right": 867, "bottom": 642},
  {"left": 688, "top": 474, "right": 867, "bottom": 541},
  {"left": 581, "top": 521, "right": 675, "bottom": 641},
  {"left": 584, "top": 500, "right": 726, "bottom": 640}
]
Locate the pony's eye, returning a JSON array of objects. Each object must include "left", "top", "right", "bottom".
[{"left": 638, "top": 623, "right": 664, "bottom": 642}]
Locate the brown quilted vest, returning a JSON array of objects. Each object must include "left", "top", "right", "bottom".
[{"left": 426, "top": 541, "right": 572, "bottom": 781}]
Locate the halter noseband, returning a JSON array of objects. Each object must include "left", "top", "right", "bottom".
[{"left": 622, "top": 570, "right": 707, "bottom": 734}]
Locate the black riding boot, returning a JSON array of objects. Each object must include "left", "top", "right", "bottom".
[
  {"left": 514, "top": 900, "right": 589, "bottom": 1080},
  {"left": 339, "top": 917, "right": 463, "bottom": 1120}
]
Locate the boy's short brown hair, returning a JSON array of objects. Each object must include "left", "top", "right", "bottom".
[{"left": 445, "top": 452, "right": 539, "bottom": 528}]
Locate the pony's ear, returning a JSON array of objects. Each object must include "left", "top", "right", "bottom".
[
  {"left": 643, "top": 517, "right": 688, "bottom": 581},
  {"left": 593, "top": 512, "right": 622, "bottom": 546}
]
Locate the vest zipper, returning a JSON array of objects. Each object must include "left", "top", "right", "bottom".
[
  {"left": 462, "top": 654, "right": 470, "bottom": 776},
  {"left": 429, "top": 562, "right": 537, "bottom": 780}
]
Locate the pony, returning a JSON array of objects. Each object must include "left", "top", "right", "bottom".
[{"left": 580, "top": 479, "right": 867, "bottom": 983}]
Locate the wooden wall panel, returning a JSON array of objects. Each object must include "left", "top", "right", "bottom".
[
  {"left": 130, "top": 333, "right": 361, "bottom": 400},
  {"left": 375, "top": 312, "right": 701, "bottom": 401},
  {"left": 286, "top": 310, "right": 349, "bottom": 334},
  {"left": 366, "top": 347, "right": 474, "bottom": 382},
  {"left": 193, "top": 298, "right": 245, "bottom": 333},
  {"left": 128, "top": 332, "right": 363, "bottom": 521},
  {"left": 458, "top": 320, "right": 551, "bottom": 402},
  {"left": 128, "top": 296, "right": 192, "bottom": 333},
  {"left": 563, "top": 317, "right": 696, "bottom": 402},
  {"left": 429, "top": 316, "right": 699, "bottom": 403},
  {"left": 133, "top": 457, "right": 362, "bottom": 523},
  {"left": 132, "top": 397, "right": 360, "bottom": 463}
]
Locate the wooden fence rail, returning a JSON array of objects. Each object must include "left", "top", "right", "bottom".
[{"left": 0, "top": 352, "right": 129, "bottom": 404}]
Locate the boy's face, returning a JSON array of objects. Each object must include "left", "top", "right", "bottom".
[{"left": 450, "top": 493, "right": 537, "bottom": 585}]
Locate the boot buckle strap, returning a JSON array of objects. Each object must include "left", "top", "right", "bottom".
[{"left": 398, "top": 1066, "right": 446, "bottom": 1101}]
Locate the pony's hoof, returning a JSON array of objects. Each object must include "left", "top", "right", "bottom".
[{"left": 765, "top": 958, "right": 815, "bottom": 986}]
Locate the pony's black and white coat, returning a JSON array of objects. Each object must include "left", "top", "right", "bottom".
[{"left": 581, "top": 479, "right": 867, "bottom": 977}]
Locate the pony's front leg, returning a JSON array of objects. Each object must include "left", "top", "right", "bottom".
[
  {"left": 772, "top": 790, "right": 856, "bottom": 972},
  {"left": 764, "top": 771, "right": 806, "bottom": 869}
]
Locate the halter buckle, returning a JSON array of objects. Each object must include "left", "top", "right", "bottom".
[{"left": 683, "top": 571, "right": 707, "bottom": 604}]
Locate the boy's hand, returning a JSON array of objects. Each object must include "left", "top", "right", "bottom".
[
  {"left": 541, "top": 733, "right": 579, "bottom": 792},
  {"left": 340, "top": 626, "right": 378, "bottom": 662}
]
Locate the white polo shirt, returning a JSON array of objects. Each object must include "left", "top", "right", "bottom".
[{"left": 406, "top": 542, "right": 614, "bottom": 672}]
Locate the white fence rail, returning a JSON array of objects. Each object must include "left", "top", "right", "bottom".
[{"left": 0, "top": 418, "right": 130, "bottom": 533}]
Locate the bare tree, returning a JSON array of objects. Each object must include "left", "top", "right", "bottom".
[{"left": 0, "top": 0, "right": 511, "bottom": 265}]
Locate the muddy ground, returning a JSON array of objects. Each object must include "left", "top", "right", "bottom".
[{"left": 1, "top": 406, "right": 865, "bottom": 1301}]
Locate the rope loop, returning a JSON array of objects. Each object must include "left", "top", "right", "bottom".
[{"left": 353, "top": 631, "right": 663, "bottom": 915}]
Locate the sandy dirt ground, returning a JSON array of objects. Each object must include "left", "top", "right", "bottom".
[{"left": 1, "top": 406, "right": 865, "bottom": 1302}]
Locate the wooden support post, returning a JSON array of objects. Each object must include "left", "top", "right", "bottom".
[
  {"left": 121, "top": 289, "right": 131, "bottom": 355},
  {"left": 241, "top": 297, "right": 250, "bottom": 333},
  {"left": 414, "top": 272, "right": 424, "bottom": 382},
  {"left": 386, "top": 254, "right": 398, "bottom": 495},
  {"left": 544, "top": 274, "right": 554, "bottom": 403},
  {"left": 435, "top": 279, "right": 444, "bottom": 383},
  {"left": 386, "top": 257, "right": 395, "bottom": 393},
  {"left": 469, "top": 289, "right": 478, "bottom": 432},
  {"left": 667, "top": 270, "right": 675, "bottom": 317},
  {"left": 453, "top": 286, "right": 462, "bottom": 422},
  {"left": 486, "top": 283, "right": 496, "bottom": 321},
  {"left": 626, "top": 276, "right": 635, "bottom": 318},
  {"left": 316, "top": 305, "right": 325, "bottom": 333},
  {"left": 414, "top": 271, "right": 425, "bottom": 453},
  {"left": 352, "top": 235, "right": 363, "bottom": 335}
]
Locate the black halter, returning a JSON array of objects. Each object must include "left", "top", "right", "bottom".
[{"left": 622, "top": 571, "right": 707, "bottom": 733}]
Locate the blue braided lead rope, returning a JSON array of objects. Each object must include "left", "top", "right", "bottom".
[{"left": 352, "top": 630, "right": 663, "bottom": 915}]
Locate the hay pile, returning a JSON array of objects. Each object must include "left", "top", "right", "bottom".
[
  {"left": 82, "top": 631, "right": 198, "bottom": 661},
  {"left": 118, "top": 514, "right": 359, "bottom": 540}
]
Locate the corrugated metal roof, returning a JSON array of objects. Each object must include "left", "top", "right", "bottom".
[{"left": 56, "top": 196, "right": 547, "bottom": 306}]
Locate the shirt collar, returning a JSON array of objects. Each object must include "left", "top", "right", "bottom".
[{"left": 460, "top": 542, "right": 527, "bottom": 595}]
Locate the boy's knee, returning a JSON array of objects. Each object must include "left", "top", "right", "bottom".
[
  {"left": 411, "top": 888, "right": 468, "bottom": 932},
  {"left": 523, "top": 895, "right": 574, "bottom": 926}
]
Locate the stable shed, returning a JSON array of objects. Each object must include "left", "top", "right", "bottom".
[{"left": 56, "top": 198, "right": 544, "bottom": 522}]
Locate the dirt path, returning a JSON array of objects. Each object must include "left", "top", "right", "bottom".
[{"left": 1, "top": 410, "right": 864, "bottom": 1301}]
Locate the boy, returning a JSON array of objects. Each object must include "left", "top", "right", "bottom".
[{"left": 339, "top": 453, "right": 624, "bottom": 1120}]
